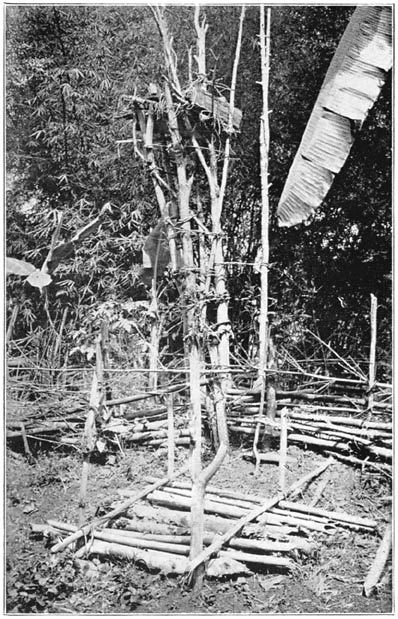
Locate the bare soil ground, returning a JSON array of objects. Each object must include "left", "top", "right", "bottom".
[{"left": 5, "top": 436, "right": 393, "bottom": 615}]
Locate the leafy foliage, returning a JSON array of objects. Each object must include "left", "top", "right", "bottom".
[
  {"left": 6, "top": 6, "right": 391, "bottom": 375},
  {"left": 7, "top": 556, "right": 77, "bottom": 613}
]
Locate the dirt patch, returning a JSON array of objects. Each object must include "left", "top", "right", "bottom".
[{"left": 5, "top": 442, "right": 392, "bottom": 614}]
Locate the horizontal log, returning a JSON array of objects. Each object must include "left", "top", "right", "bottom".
[
  {"left": 123, "top": 406, "right": 167, "bottom": 420},
  {"left": 113, "top": 529, "right": 310, "bottom": 554},
  {"left": 324, "top": 451, "right": 392, "bottom": 475},
  {"left": 287, "top": 433, "right": 351, "bottom": 451},
  {"left": 128, "top": 505, "right": 298, "bottom": 540},
  {"left": 279, "top": 410, "right": 391, "bottom": 430},
  {"left": 149, "top": 478, "right": 376, "bottom": 532},
  {"left": 7, "top": 421, "right": 81, "bottom": 438},
  {"left": 147, "top": 437, "right": 191, "bottom": 447},
  {"left": 148, "top": 489, "right": 335, "bottom": 534},
  {"left": 278, "top": 501, "right": 377, "bottom": 530},
  {"left": 128, "top": 419, "right": 168, "bottom": 433},
  {"left": 119, "top": 519, "right": 188, "bottom": 536},
  {"left": 369, "top": 445, "right": 392, "bottom": 460},
  {"left": 47, "top": 520, "right": 301, "bottom": 569},
  {"left": 75, "top": 539, "right": 190, "bottom": 574},
  {"left": 218, "top": 549, "right": 293, "bottom": 569},
  {"left": 105, "top": 381, "right": 207, "bottom": 407}
]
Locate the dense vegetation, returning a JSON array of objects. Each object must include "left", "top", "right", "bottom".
[{"left": 6, "top": 6, "right": 392, "bottom": 377}]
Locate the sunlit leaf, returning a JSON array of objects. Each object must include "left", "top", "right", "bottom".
[
  {"left": 6, "top": 257, "right": 36, "bottom": 277},
  {"left": 26, "top": 270, "right": 52, "bottom": 291}
]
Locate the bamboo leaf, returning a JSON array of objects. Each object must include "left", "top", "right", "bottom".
[{"left": 277, "top": 6, "right": 392, "bottom": 227}]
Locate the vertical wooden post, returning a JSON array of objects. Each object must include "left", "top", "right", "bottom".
[
  {"left": 257, "top": 6, "right": 271, "bottom": 383},
  {"left": 167, "top": 394, "right": 175, "bottom": 476},
  {"left": 79, "top": 335, "right": 103, "bottom": 520},
  {"left": 278, "top": 408, "right": 288, "bottom": 493},
  {"left": 368, "top": 294, "right": 377, "bottom": 414},
  {"left": 253, "top": 6, "right": 271, "bottom": 470}
]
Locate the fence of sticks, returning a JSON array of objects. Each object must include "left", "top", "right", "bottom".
[{"left": 6, "top": 296, "right": 392, "bottom": 591}]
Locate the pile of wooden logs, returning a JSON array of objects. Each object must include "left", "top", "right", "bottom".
[
  {"left": 35, "top": 474, "right": 378, "bottom": 577},
  {"left": 6, "top": 403, "right": 191, "bottom": 451},
  {"left": 226, "top": 382, "right": 392, "bottom": 473}
]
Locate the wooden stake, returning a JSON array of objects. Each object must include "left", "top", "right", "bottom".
[
  {"left": 167, "top": 394, "right": 175, "bottom": 476},
  {"left": 278, "top": 408, "right": 288, "bottom": 493},
  {"left": 79, "top": 337, "right": 103, "bottom": 517},
  {"left": 363, "top": 518, "right": 392, "bottom": 597},
  {"left": 368, "top": 294, "right": 377, "bottom": 414}
]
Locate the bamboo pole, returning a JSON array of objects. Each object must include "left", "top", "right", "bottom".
[{"left": 367, "top": 294, "right": 377, "bottom": 413}]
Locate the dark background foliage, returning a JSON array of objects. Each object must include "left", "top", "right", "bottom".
[{"left": 6, "top": 5, "right": 391, "bottom": 375}]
